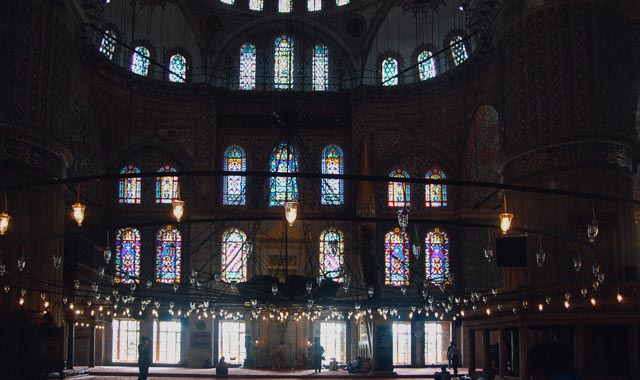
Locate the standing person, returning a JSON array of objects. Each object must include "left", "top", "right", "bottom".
[
  {"left": 137, "top": 336, "right": 151, "bottom": 380},
  {"left": 312, "top": 340, "right": 325, "bottom": 373},
  {"left": 447, "top": 341, "right": 461, "bottom": 375},
  {"left": 527, "top": 342, "right": 582, "bottom": 380}
]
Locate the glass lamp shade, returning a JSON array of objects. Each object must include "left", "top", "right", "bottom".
[
  {"left": 103, "top": 248, "right": 112, "bottom": 263},
  {"left": 499, "top": 212, "right": 514, "bottom": 234},
  {"left": 0, "top": 212, "right": 10, "bottom": 235},
  {"left": 72, "top": 202, "right": 86, "bottom": 226},
  {"left": 367, "top": 285, "right": 375, "bottom": 298},
  {"left": 397, "top": 209, "right": 409, "bottom": 230},
  {"left": 586, "top": 219, "right": 599, "bottom": 243},
  {"left": 412, "top": 243, "right": 420, "bottom": 259},
  {"left": 17, "top": 256, "right": 26, "bottom": 272},
  {"left": 172, "top": 200, "right": 185, "bottom": 222},
  {"left": 483, "top": 246, "right": 494, "bottom": 262},
  {"left": 536, "top": 248, "right": 546, "bottom": 267},
  {"left": 284, "top": 201, "right": 298, "bottom": 226},
  {"left": 271, "top": 283, "right": 279, "bottom": 295},
  {"left": 573, "top": 255, "right": 582, "bottom": 272}
]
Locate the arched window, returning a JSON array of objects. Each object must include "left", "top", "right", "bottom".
[
  {"left": 169, "top": 54, "right": 187, "bottom": 83},
  {"left": 221, "top": 228, "right": 249, "bottom": 282},
  {"left": 279, "top": 0, "right": 292, "bottom": 12},
  {"left": 223, "top": 145, "right": 246, "bottom": 205},
  {"left": 155, "top": 225, "right": 182, "bottom": 284},
  {"left": 119, "top": 165, "right": 141, "bottom": 204},
  {"left": 384, "top": 227, "right": 410, "bottom": 287},
  {"left": 336, "top": 0, "right": 349, "bottom": 5},
  {"left": 239, "top": 44, "right": 256, "bottom": 90},
  {"left": 388, "top": 169, "right": 410, "bottom": 208},
  {"left": 308, "top": 0, "right": 322, "bottom": 11},
  {"left": 249, "top": 0, "right": 264, "bottom": 11},
  {"left": 155, "top": 166, "right": 179, "bottom": 204},
  {"left": 425, "top": 168, "right": 447, "bottom": 207},
  {"left": 220, "top": 0, "right": 234, "bottom": 4},
  {"left": 269, "top": 142, "right": 299, "bottom": 206},
  {"left": 99, "top": 30, "right": 117, "bottom": 60},
  {"left": 274, "top": 37, "right": 294, "bottom": 89},
  {"left": 382, "top": 57, "right": 398, "bottom": 86},
  {"left": 312, "top": 45, "right": 329, "bottom": 91},
  {"left": 450, "top": 36, "right": 468, "bottom": 66},
  {"left": 131, "top": 46, "right": 150, "bottom": 76},
  {"left": 115, "top": 227, "right": 141, "bottom": 284},
  {"left": 425, "top": 228, "right": 449, "bottom": 284},
  {"left": 418, "top": 50, "right": 436, "bottom": 80},
  {"left": 319, "top": 229, "right": 345, "bottom": 282},
  {"left": 321, "top": 145, "right": 344, "bottom": 205}
]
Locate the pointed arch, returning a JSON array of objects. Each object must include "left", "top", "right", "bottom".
[
  {"left": 221, "top": 228, "right": 249, "bottom": 282},
  {"left": 131, "top": 46, "right": 150, "bottom": 76},
  {"left": 384, "top": 227, "right": 410, "bottom": 287},
  {"left": 425, "top": 168, "right": 447, "bottom": 207},
  {"left": 269, "top": 142, "right": 299, "bottom": 206},
  {"left": 274, "top": 37, "right": 294, "bottom": 89},
  {"left": 239, "top": 44, "right": 256, "bottom": 90},
  {"left": 156, "top": 166, "right": 179, "bottom": 204},
  {"left": 388, "top": 169, "right": 410, "bottom": 208},
  {"left": 115, "top": 227, "right": 141, "bottom": 284},
  {"left": 321, "top": 145, "right": 344, "bottom": 205},
  {"left": 119, "top": 165, "right": 141, "bottom": 204},
  {"left": 425, "top": 228, "right": 449, "bottom": 284},
  {"left": 319, "top": 229, "right": 345, "bottom": 281},
  {"left": 155, "top": 225, "right": 182, "bottom": 284},
  {"left": 223, "top": 145, "right": 247, "bottom": 205}
]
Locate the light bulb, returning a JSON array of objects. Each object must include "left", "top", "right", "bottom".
[
  {"left": 284, "top": 201, "right": 298, "bottom": 226},
  {"left": 564, "top": 300, "right": 570, "bottom": 309},
  {"left": 499, "top": 212, "right": 513, "bottom": 234},
  {"left": 616, "top": 292, "right": 623, "bottom": 303},
  {"left": 0, "top": 212, "right": 10, "bottom": 235},
  {"left": 538, "top": 303, "right": 544, "bottom": 312},
  {"left": 172, "top": 199, "right": 185, "bottom": 222},
  {"left": 71, "top": 202, "right": 86, "bottom": 226},
  {"left": 590, "top": 297, "right": 596, "bottom": 306}
]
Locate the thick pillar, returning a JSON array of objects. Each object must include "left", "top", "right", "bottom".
[
  {"left": 67, "top": 322, "right": 75, "bottom": 369},
  {"left": 89, "top": 326, "right": 96, "bottom": 367},
  {"left": 371, "top": 317, "right": 394, "bottom": 374}
]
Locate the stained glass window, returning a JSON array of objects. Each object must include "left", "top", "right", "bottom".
[
  {"left": 418, "top": 50, "right": 436, "bottom": 80},
  {"left": 450, "top": 36, "right": 468, "bottom": 66},
  {"left": 308, "top": 0, "right": 322, "bottom": 11},
  {"left": 425, "top": 228, "right": 449, "bottom": 284},
  {"left": 321, "top": 145, "right": 343, "bottom": 205},
  {"left": 382, "top": 57, "right": 398, "bottom": 86},
  {"left": 313, "top": 45, "right": 329, "bottom": 91},
  {"left": 131, "top": 46, "right": 150, "bottom": 76},
  {"left": 119, "top": 165, "right": 141, "bottom": 204},
  {"left": 274, "top": 37, "right": 294, "bottom": 89},
  {"left": 388, "top": 169, "right": 410, "bottom": 208},
  {"left": 220, "top": 0, "right": 234, "bottom": 4},
  {"left": 239, "top": 44, "right": 256, "bottom": 90},
  {"left": 269, "top": 142, "right": 299, "bottom": 206},
  {"left": 319, "top": 229, "right": 344, "bottom": 281},
  {"left": 249, "top": 0, "right": 264, "bottom": 11},
  {"left": 99, "top": 30, "right": 117, "bottom": 60},
  {"left": 155, "top": 225, "right": 182, "bottom": 284},
  {"left": 221, "top": 228, "right": 248, "bottom": 282},
  {"left": 279, "top": 0, "right": 292, "bottom": 12},
  {"left": 384, "top": 228, "right": 410, "bottom": 287},
  {"left": 425, "top": 168, "right": 447, "bottom": 207},
  {"left": 115, "top": 227, "right": 141, "bottom": 284},
  {"left": 223, "top": 145, "right": 246, "bottom": 205},
  {"left": 336, "top": 0, "right": 349, "bottom": 5},
  {"left": 155, "top": 166, "right": 179, "bottom": 204},
  {"left": 169, "top": 54, "right": 187, "bottom": 83}
]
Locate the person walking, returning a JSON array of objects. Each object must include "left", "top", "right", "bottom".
[
  {"left": 312, "top": 340, "right": 325, "bottom": 373},
  {"left": 446, "top": 341, "right": 461, "bottom": 375},
  {"left": 137, "top": 336, "right": 151, "bottom": 380}
]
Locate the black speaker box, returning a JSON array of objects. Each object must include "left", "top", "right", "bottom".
[{"left": 496, "top": 236, "right": 527, "bottom": 267}]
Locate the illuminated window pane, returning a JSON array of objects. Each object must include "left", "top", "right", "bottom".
[
  {"left": 155, "top": 225, "right": 182, "bottom": 284},
  {"left": 308, "top": 0, "right": 322, "bottom": 11},
  {"left": 425, "top": 168, "right": 447, "bottom": 207},
  {"left": 219, "top": 320, "right": 246, "bottom": 365},
  {"left": 155, "top": 165, "right": 179, "bottom": 204},
  {"left": 220, "top": 0, "right": 234, "bottom": 4},
  {"left": 388, "top": 169, "right": 410, "bottom": 208},
  {"left": 130, "top": 46, "right": 150, "bottom": 76},
  {"left": 425, "top": 322, "right": 450, "bottom": 364},
  {"left": 418, "top": 50, "right": 436, "bottom": 80},
  {"left": 450, "top": 36, "right": 468, "bottom": 65},
  {"left": 274, "top": 37, "right": 294, "bottom": 89},
  {"left": 382, "top": 57, "right": 398, "bottom": 86},
  {"left": 393, "top": 322, "right": 411, "bottom": 365},
  {"left": 223, "top": 145, "right": 247, "bottom": 205},
  {"left": 169, "top": 54, "right": 187, "bottom": 83},
  {"left": 384, "top": 228, "right": 410, "bottom": 287},
  {"left": 119, "top": 165, "right": 141, "bottom": 204},
  {"left": 99, "top": 30, "right": 117, "bottom": 60},
  {"left": 269, "top": 142, "right": 298, "bottom": 206},
  {"left": 321, "top": 145, "right": 343, "bottom": 205},
  {"left": 320, "top": 321, "right": 346, "bottom": 365},
  {"left": 249, "top": 0, "right": 264, "bottom": 11},
  {"left": 425, "top": 228, "right": 449, "bottom": 284},
  {"left": 279, "top": 0, "right": 292, "bottom": 13},
  {"left": 115, "top": 227, "right": 141, "bottom": 284},
  {"left": 312, "top": 45, "right": 329, "bottom": 91},
  {"left": 112, "top": 319, "right": 140, "bottom": 363},
  {"left": 239, "top": 44, "right": 256, "bottom": 90},
  {"left": 153, "top": 321, "right": 181, "bottom": 364},
  {"left": 221, "top": 228, "right": 248, "bottom": 283},
  {"left": 336, "top": 0, "right": 349, "bottom": 5},
  {"left": 319, "top": 229, "right": 344, "bottom": 281}
]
